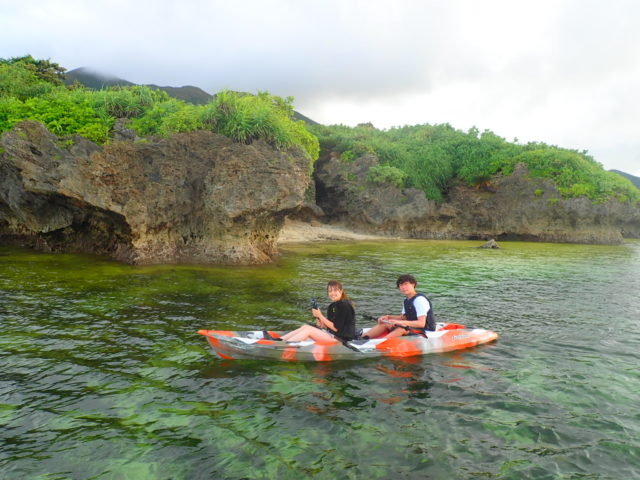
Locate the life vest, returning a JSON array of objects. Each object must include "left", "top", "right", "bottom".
[{"left": 403, "top": 293, "right": 436, "bottom": 332}]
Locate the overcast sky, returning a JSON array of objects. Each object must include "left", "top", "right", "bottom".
[{"left": 2, "top": 0, "right": 640, "bottom": 176}]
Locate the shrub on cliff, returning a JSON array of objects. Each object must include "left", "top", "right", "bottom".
[
  {"left": 0, "top": 62, "right": 56, "bottom": 100},
  {"left": 204, "top": 90, "right": 319, "bottom": 159},
  {"left": 0, "top": 57, "right": 319, "bottom": 161},
  {"left": 0, "top": 86, "right": 114, "bottom": 143},
  {"left": 128, "top": 96, "right": 201, "bottom": 135},
  {"left": 506, "top": 147, "right": 640, "bottom": 203},
  {"left": 128, "top": 90, "right": 319, "bottom": 160},
  {"left": 0, "top": 55, "right": 66, "bottom": 97},
  {"left": 90, "top": 85, "right": 163, "bottom": 119},
  {"left": 312, "top": 123, "right": 496, "bottom": 201},
  {"left": 367, "top": 164, "right": 408, "bottom": 188},
  {"left": 311, "top": 123, "right": 639, "bottom": 204}
]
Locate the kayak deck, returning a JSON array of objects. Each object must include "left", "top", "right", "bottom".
[{"left": 198, "top": 323, "right": 498, "bottom": 362}]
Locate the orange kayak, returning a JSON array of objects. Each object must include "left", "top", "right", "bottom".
[{"left": 198, "top": 323, "right": 498, "bottom": 362}]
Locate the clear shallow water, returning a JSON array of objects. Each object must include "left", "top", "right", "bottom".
[{"left": 1, "top": 240, "right": 639, "bottom": 479}]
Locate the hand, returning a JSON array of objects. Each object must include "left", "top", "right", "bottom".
[{"left": 311, "top": 308, "right": 321, "bottom": 318}]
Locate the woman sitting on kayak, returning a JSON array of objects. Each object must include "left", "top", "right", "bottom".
[{"left": 281, "top": 280, "right": 356, "bottom": 342}]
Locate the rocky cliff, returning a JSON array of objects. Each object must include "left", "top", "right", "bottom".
[
  {"left": 2, "top": 122, "right": 639, "bottom": 267},
  {"left": 311, "top": 153, "right": 640, "bottom": 244},
  {"left": 0, "top": 121, "right": 311, "bottom": 264}
]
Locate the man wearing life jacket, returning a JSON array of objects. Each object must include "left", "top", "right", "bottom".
[{"left": 363, "top": 274, "right": 435, "bottom": 339}]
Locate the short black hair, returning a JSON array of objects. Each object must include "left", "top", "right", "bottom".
[{"left": 396, "top": 274, "right": 417, "bottom": 287}]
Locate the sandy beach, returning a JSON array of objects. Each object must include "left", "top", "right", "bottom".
[{"left": 277, "top": 219, "right": 388, "bottom": 244}]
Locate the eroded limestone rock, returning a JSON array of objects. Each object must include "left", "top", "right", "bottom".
[
  {"left": 313, "top": 153, "right": 640, "bottom": 244},
  {"left": 0, "top": 121, "right": 311, "bottom": 264}
]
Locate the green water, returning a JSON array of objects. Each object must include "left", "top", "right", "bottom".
[{"left": 1, "top": 240, "right": 639, "bottom": 479}]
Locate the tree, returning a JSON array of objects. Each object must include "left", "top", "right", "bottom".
[{"left": 2, "top": 55, "right": 66, "bottom": 85}]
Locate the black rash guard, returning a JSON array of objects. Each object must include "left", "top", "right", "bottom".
[{"left": 327, "top": 299, "right": 356, "bottom": 341}]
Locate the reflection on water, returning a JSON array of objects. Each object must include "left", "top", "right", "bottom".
[{"left": 1, "top": 240, "right": 639, "bottom": 479}]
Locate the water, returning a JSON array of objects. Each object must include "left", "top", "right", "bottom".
[{"left": 1, "top": 240, "right": 639, "bottom": 479}]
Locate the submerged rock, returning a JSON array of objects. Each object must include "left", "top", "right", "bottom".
[{"left": 0, "top": 121, "right": 311, "bottom": 264}]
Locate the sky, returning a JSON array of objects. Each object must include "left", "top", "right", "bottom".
[{"left": 2, "top": 0, "right": 640, "bottom": 176}]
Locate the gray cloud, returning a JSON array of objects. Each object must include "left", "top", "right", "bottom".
[{"left": 2, "top": 0, "right": 640, "bottom": 176}]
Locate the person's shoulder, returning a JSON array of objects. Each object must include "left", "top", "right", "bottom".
[
  {"left": 414, "top": 295, "right": 430, "bottom": 306},
  {"left": 336, "top": 299, "right": 355, "bottom": 310}
]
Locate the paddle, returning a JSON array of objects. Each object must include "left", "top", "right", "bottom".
[
  {"left": 361, "top": 313, "right": 433, "bottom": 339},
  {"left": 362, "top": 313, "right": 410, "bottom": 330}
]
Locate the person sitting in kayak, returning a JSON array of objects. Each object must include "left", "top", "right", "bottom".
[
  {"left": 363, "top": 274, "right": 435, "bottom": 339},
  {"left": 281, "top": 280, "right": 356, "bottom": 342}
]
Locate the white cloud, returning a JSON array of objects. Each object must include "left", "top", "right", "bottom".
[{"left": 1, "top": 0, "right": 640, "bottom": 176}]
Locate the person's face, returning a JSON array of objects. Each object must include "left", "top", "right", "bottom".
[
  {"left": 398, "top": 281, "right": 416, "bottom": 296},
  {"left": 327, "top": 286, "right": 343, "bottom": 302}
]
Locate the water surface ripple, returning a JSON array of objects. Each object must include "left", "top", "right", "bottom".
[{"left": 1, "top": 240, "right": 639, "bottom": 479}]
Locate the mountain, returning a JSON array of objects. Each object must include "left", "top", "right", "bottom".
[
  {"left": 610, "top": 169, "right": 640, "bottom": 189},
  {"left": 65, "top": 67, "right": 212, "bottom": 105},
  {"left": 65, "top": 67, "right": 135, "bottom": 89},
  {"left": 145, "top": 84, "right": 212, "bottom": 105},
  {"left": 292, "top": 110, "right": 319, "bottom": 125}
]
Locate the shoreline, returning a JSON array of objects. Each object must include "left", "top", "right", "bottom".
[{"left": 277, "top": 219, "right": 389, "bottom": 244}]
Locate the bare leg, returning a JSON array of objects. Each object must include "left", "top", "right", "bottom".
[
  {"left": 280, "top": 325, "right": 307, "bottom": 341},
  {"left": 281, "top": 324, "right": 336, "bottom": 342},
  {"left": 384, "top": 327, "right": 407, "bottom": 338},
  {"left": 363, "top": 323, "right": 393, "bottom": 339}
]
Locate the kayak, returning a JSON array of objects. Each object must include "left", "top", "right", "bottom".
[{"left": 197, "top": 323, "right": 498, "bottom": 362}]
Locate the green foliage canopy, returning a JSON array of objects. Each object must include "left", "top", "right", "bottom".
[
  {"left": 1, "top": 55, "right": 66, "bottom": 86},
  {"left": 0, "top": 57, "right": 319, "bottom": 161},
  {"left": 310, "top": 123, "right": 639, "bottom": 204},
  {"left": 367, "top": 164, "right": 408, "bottom": 188}
]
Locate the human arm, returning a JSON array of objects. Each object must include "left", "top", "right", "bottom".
[
  {"left": 383, "top": 297, "right": 430, "bottom": 329},
  {"left": 312, "top": 307, "right": 337, "bottom": 332},
  {"left": 377, "top": 314, "right": 404, "bottom": 324},
  {"left": 388, "top": 315, "right": 426, "bottom": 329}
]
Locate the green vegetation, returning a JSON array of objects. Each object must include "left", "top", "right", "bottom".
[
  {"left": 0, "top": 56, "right": 319, "bottom": 160},
  {"left": 2, "top": 55, "right": 637, "bottom": 204},
  {"left": 310, "top": 123, "right": 640, "bottom": 204},
  {"left": 367, "top": 164, "right": 407, "bottom": 188}
]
